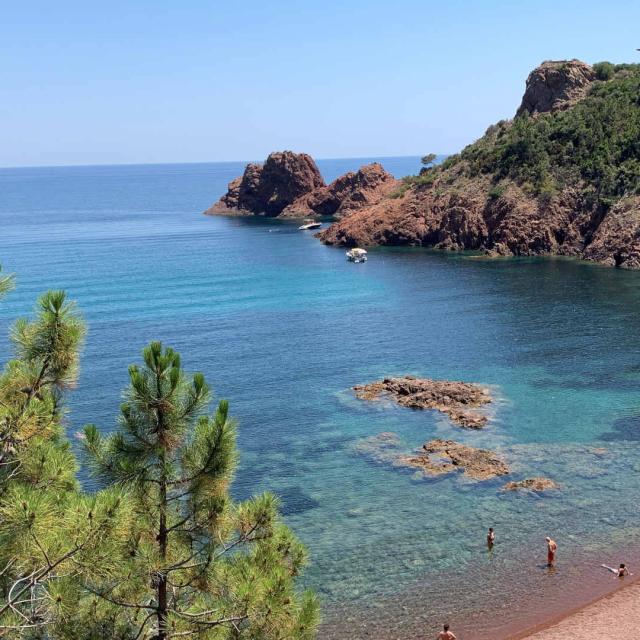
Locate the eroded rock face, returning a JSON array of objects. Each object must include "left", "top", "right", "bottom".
[
  {"left": 206, "top": 155, "right": 397, "bottom": 219},
  {"left": 503, "top": 477, "right": 559, "bottom": 492},
  {"left": 582, "top": 196, "right": 640, "bottom": 268},
  {"left": 294, "top": 162, "right": 398, "bottom": 219},
  {"left": 516, "top": 59, "right": 595, "bottom": 117},
  {"left": 206, "top": 151, "right": 325, "bottom": 216},
  {"left": 353, "top": 376, "right": 492, "bottom": 428},
  {"left": 318, "top": 179, "right": 593, "bottom": 258},
  {"left": 400, "top": 439, "right": 510, "bottom": 480}
]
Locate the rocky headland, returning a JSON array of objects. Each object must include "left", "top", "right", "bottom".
[
  {"left": 353, "top": 376, "right": 491, "bottom": 428},
  {"left": 208, "top": 59, "right": 640, "bottom": 268},
  {"left": 318, "top": 59, "right": 640, "bottom": 267},
  {"left": 205, "top": 151, "right": 398, "bottom": 219}
]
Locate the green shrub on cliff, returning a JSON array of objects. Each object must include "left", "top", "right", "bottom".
[
  {"left": 593, "top": 61, "right": 615, "bottom": 80},
  {"left": 444, "top": 64, "right": 640, "bottom": 207}
]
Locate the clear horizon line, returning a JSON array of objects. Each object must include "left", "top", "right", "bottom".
[{"left": 0, "top": 152, "right": 452, "bottom": 172}]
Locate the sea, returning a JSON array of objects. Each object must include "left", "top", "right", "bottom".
[{"left": 2, "top": 157, "right": 640, "bottom": 639}]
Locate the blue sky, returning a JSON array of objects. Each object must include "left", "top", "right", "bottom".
[{"left": 2, "top": 0, "right": 640, "bottom": 167}]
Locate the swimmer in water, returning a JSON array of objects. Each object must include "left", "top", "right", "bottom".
[
  {"left": 487, "top": 527, "right": 495, "bottom": 548},
  {"left": 602, "top": 563, "right": 632, "bottom": 577}
]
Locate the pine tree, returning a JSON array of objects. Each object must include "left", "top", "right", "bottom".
[
  {"left": 0, "top": 265, "right": 14, "bottom": 301},
  {"left": 0, "top": 291, "right": 85, "bottom": 488},
  {"left": 82, "top": 342, "right": 318, "bottom": 640},
  {"left": 0, "top": 291, "right": 129, "bottom": 635}
]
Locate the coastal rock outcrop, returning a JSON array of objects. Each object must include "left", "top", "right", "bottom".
[
  {"left": 285, "top": 162, "right": 398, "bottom": 219},
  {"left": 503, "top": 477, "right": 559, "bottom": 492},
  {"left": 582, "top": 196, "right": 640, "bottom": 268},
  {"left": 352, "top": 434, "right": 509, "bottom": 481},
  {"left": 206, "top": 154, "right": 397, "bottom": 219},
  {"left": 400, "top": 439, "right": 510, "bottom": 480},
  {"left": 316, "top": 59, "right": 640, "bottom": 270},
  {"left": 206, "top": 151, "right": 325, "bottom": 216},
  {"left": 353, "top": 376, "right": 492, "bottom": 428},
  {"left": 515, "top": 59, "right": 595, "bottom": 117}
]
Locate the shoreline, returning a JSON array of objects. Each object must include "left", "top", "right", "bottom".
[
  {"left": 514, "top": 574, "right": 640, "bottom": 639},
  {"left": 318, "top": 536, "right": 640, "bottom": 640}
]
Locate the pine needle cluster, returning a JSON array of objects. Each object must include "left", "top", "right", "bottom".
[{"left": 0, "top": 270, "right": 319, "bottom": 639}]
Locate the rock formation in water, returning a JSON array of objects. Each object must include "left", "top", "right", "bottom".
[
  {"left": 503, "top": 477, "right": 559, "bottom": 492},
  {"left": 352, "top": 433, "right": 509, "bottom": 481},
  {"left": 353, "top": 376, "right": 491, "bottom": 428},
  {"left": 317, "top": 60, "right": 640, "bottom": 269},
  {"left": 352, "top": 432, "right": 404, "bottom": 466},
  {"left": 205, "top": 151, "right": 325, "bottom": 216},
  {"left": 204, "top": 60, "right": 640, "bottom": 269},
  {"left": 282, "top": 162, "right": 399, "bottom": 219},
  {"left": 205, "top": 152, "right": 397, "bottom": 218},
  {"left": 400, "top": 439, "right": 510, "bottom": 480}
]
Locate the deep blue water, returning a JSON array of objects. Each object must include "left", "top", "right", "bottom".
[{"left": 3, "top": 158, "right": 640, "bottom": 638}]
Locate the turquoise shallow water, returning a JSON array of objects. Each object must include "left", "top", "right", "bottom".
[{"left": 2, "top": 159, "right": 640, "bottom": 638}]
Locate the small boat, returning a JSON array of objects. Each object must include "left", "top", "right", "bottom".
[
  {"left": 346, "top": 248, "right": 368, "bottom": 263},
  {"left": 298, "top": 220, "right": 322, "bottom": 230}
]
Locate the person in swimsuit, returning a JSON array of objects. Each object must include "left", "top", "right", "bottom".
[
  {"left": 617, "top": 563, "right": 629, "bottom": 577},
  {"left": 437, "top": 623, "right": 456, "bottom": 640},
  {"left": 546, "top": 536, "right": 557, "bottom": 566},
  {"left": 487, "top": 527, "right": 495, "bottom": 548}
]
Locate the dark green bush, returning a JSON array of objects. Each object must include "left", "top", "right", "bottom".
[
  {"left": 454, "top": 64, "right": 640, "bottom": 205},
  {"left": 593, "top": 61, "right": 615, "bottom": 81},
  {"left": 488, "top": 184, "right": 507, "bottom": 200}
]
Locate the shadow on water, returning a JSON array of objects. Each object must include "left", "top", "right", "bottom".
[
  {"left": 274, "top": 487, "right": 320, "bottom": 516},
  {"left": 599, "top": 414, "right": 640, "bottom": 441}
]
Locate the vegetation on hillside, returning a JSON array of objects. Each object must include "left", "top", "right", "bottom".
[
  {"left": 405, "top": 64, "right": 640, "bottom": 209},
  {"left": 0, "top": 270, "right": 318, "bottom": 640}
]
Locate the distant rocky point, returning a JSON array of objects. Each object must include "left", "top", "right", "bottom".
[
  {"left": 205, "top": 150, "right": 398, "bottom": 219},
  {"left": 353, "top": 376, "right": 491, "bottom": 429},
  {"left": 206, "top": 58, "right": 640, "bottom": 269}
]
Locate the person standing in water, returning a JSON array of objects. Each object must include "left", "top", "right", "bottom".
[
  {"left": 546, "top": 537, "right": 557, "bottom": 566},
  {"left": 437, "top": 623, "right": 457, "bottom": 640},
  {"left": 487, "top": 527, "right": 495, "bottom": 548}
]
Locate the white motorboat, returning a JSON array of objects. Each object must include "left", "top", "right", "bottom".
[
  {"left": 346, "top": 248, "right": 368, "bottom": 263},
  {"left": 298, "top": 221, "right": 322, "bottom": 230}
]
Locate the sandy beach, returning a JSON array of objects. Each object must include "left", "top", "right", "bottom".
[{"left": 521, "top": 580, "right": 640, "bottom": 639}]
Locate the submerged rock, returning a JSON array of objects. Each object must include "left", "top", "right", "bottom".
[
  {"left": 400, "top": 439, "right": 510, "bottom": 480},
  {"left": 353, "top": 376, "right": 492, "bottom": 428},
  {"left": 503, "top": 477, "right": 559, "bottom": 492},
  {"left": 351, "top": 432, "right": 403, "bottom": 465}
]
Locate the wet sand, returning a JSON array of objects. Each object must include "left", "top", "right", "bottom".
[
  {"left": 319, "top": 540, "right": 640, "bottom": 640},
  {"left": 518, "top": 578, "right": 640, "bottom": 640}
]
